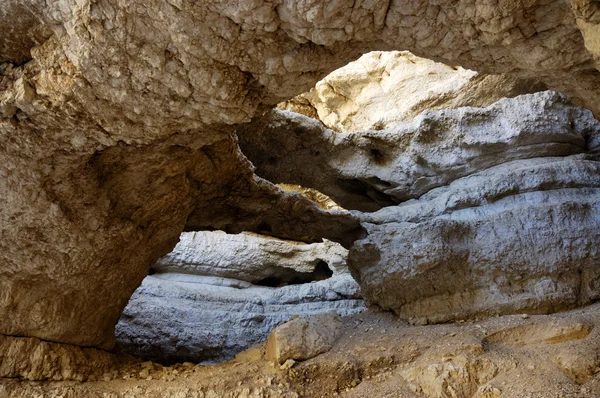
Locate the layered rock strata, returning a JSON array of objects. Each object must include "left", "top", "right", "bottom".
[
  {"left": 4, "top": 0, "right": 600, "bottom": 350},
  {"left": 116, "top": 231, "right": 365, "bottom": 364},
  {"left": 151, "top": 231, "right": 349, "bottom": 284},
  {"left": 239, "top": 91, "right": 599, "bottom": 211},
  {"left": 353, "top": 155, "right": 600, "bottom": 323},
  {"left": 240, "top": 91, "right": 600, "bottom": 323}
]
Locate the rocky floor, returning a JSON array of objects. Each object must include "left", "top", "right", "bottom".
[{"left": 4, "top": 302, "right": 600, "bottom": 397}]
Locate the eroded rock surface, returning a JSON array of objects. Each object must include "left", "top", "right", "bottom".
[
  {"left": 240, "top": 91, "right": 600, "bottom": 322},
  {"left": 152, "top": 231, "right": 349, "bottom": 284},
  {"left": 116, "top": 232, "right": 365, "bottom": 364},
  {"left": 266, "top": 313, "right": 343, "bottom": 365},
  {"left": 287, "top": 51, "right": 545, "bottom": 132},
  {"left": 352, "top": 155, "right": 600, "bottom": 323},
  {"left": 4, "top": 0, "right": 600, "bottom": 364},
  {"left": 240, "top": 91, "right": 599, "bottom": 211}
]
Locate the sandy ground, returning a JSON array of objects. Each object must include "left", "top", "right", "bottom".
[{"left": 3, "top": 303, "right": 600, "bottom": 397}]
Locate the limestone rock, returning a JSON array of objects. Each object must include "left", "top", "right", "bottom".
[
  {"left": 116, "top": 231, "right": 364, "bottom": 364},
  {"left": 153, "top": 231, "right": 349, "bottom": 284},
  {"left": 4, "top": 0, "right": 600, "bottom": 352},
  {"left": 350, "top": 154, "right": 600, "bottom": 323},
  {"left": 116, "top": 274, "right": 363, "bottom": 364},
  {"left": 240, "top": 91, "right": 600, "bottom": 211},
  {"left": 242, "top": 90, "right": 600, "bottom": 323},
  {"left": 0, "top": 334, "right": 126, "bottom": 381},
  {"left": 278, "top": 184, "right": 343, "bottom": 211},
  {"left": 297, "top": 51, "right": 545, "bottom": 132},
  {"left": 277, "top": 97, "right": 319, "bottom": 120},
  {"left": 265, "top": 313, "right": 343, "bottom": 365}
]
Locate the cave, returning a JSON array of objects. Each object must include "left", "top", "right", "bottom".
[{"left": 3, "top": 1, "right": 600, "bottom": 396}]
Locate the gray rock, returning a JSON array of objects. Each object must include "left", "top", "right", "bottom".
[
  {"left": 116, "top": 274, "right": 364, "bottom": 364},
  {"left": 239, "top": 91, "right": 600, "bottom": 211},
  {"left": 240, "top": 91, "right": 600, "bottom": 324},
  {"left": 116, "top": 232, "right": 364, "bottom": 364},
  {"left": 154, "top": 231, "right": 349, "bottom": 284},
  {"left": 349, "top": 156, "right": 600, "bottom": 324}
]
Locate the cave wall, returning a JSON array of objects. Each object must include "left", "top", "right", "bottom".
[{"left": 3, "top": 0, "right": 600, "bottom": 351}]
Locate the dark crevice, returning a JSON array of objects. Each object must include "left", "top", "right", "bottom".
[
  {"left": 255, "top": 260, "right": 333, "bottom": 287},
  {"left": 335, "top": 177, "right": 399, "bottom": 208}
]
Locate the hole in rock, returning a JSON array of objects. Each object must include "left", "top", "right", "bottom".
[
  {"left": 116, "top": 230, "right": 365, "bottom": 365},
  {"left": 369, "top": 147, "right": 385, "bottom": 162},
  {"left": 335, "top": 177, "right": 398, "bottom": 207},
  {"left": 278, "top": 183, "right": 345, "bottom": 211},
  {"left": 242, "top": 50, "right": 548, "bottom": 214},
  {"left": 254, "top": 260, "right": 333, "bottom": 287}
]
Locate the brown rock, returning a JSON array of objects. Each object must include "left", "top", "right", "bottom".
[{"left": 266, "top": 313, "right": 343, "bottom": 365}]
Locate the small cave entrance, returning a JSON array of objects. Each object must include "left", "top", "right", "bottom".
[
  {"left": 116, "top": 230, "right": 365, "bottom": 366},
  {"left": 254, "top": 260, "right": 334, "bottom": 287}
]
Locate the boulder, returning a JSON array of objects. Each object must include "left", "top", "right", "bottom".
[{"left": 265, "top": 313, "right": 343, "bottom": 365}]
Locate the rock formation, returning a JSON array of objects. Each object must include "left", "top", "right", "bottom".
[
  {"left": 240, "top": 91, "right": 600, "bottom": 323},
  {"left": 353, "top": 154, "right": 600, "bottom": 323},
  {"left": 265, "top": 312, "right": 343, "bottom": 365},
  {"left": 239, "top": 91, "right": 599, "bottom": 211},
  {"left": 4, "top": 0, "right": 600, "bottom": 354},
  {"left": 116, "top": 231, "right": 365, "bottom": 364},
  {"left": 5, "top": 0, "right": 600, "bottom": 395},
  {"left": 151, "top": 231, "right": 349, "bottom": 284},
  {"left": 283, "top": 51, "right": 546, "bottom": 132}
]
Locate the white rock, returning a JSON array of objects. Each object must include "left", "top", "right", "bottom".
[
  {"left": 299, "top": 51, "right": 545, "bottom": 132},
  {"left": 154, "top": 231, "right": 350, "bottom": 283}
]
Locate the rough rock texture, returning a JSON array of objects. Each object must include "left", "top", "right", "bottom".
[
  {"left": 291, "top": 51, "right": 546, "bottom": 132},
  {"left": 277, "top": 96, "right": 319, "bottom": 120},
  {"left": 266, "top": 313, "right": 343, "bottom": 365},
  {"left": 116, "top": 273, "right": 364, "bottom": 364},
  {"left": 352, "top": 155, "right": 600, "bottom": 323},
  {"left": 0, "top": 110, "right": 362, "bottom": 351},
  {"left": 0, "top": 334, "right": 131, "bottom": 381},
  {"left": 240, "top": 91, "right": 600, "bottom": 322},
  {"left": 116, "top": 231, "right": 364, "bottom": 364},
  {"left": 239, "top": 91, "right": 600, "bottom": 211},
  {"left": 4, "top": 305, "right": 600, "bottom": 397},
  {"left": 278, "top": 184, "right": 344, "bottom": 211},
  {"left": 5, "top": 0, "right": 600, "bottom": 357},
  {"left": 152, "top": 231, "right": 349, "bottom": 284}
]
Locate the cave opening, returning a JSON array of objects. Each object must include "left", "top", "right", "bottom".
[
  {"left": 115, "top": 49, "right": 555, "bottom": 367},
  {"left": 116, "top": 225, "right": 365, "bottom": 365},
  {"left": 254, "top": 260, "right": 334, "bottom": 287}
]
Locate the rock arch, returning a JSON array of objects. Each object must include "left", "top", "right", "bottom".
[{"left": 2, "top": 0, "right": 600, "bottom": 351}]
